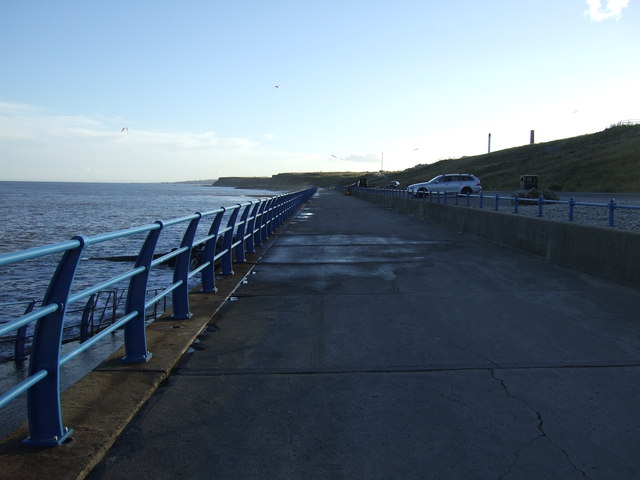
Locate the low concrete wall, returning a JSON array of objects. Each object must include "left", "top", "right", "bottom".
[{"left": 354, "top": 191, "right": 640, "bottom": 290}]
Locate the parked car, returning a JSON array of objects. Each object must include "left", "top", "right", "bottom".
[
  {"left": 407, "top": 174, "right": 482, "bottom": 197},
  {"left": 386, "top": 181, "right": 401, "bottom": 188}
]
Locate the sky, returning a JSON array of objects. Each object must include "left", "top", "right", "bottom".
[{"left": 1, "top": 0, "right": 638, "bottom": 183}]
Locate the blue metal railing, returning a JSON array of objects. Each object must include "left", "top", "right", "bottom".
[
  {"left": 343, "top": 187, "right": 640, "bottom": 228},
  {"left": 0, "top": 187, "right": 316, "bottom": 447},
  {"left": 1, "top": 288, "right": 155, "bottom": 363}
]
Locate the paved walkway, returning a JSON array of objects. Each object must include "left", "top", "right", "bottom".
[{"left": 81, "top": 189, "right": 640, "bottom": 479}]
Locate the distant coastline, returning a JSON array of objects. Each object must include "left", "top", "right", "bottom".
[
  {"left": 168, "top": 179, "right": 218, "bottom": 185},
  {"left": 212, "top": 173, "right": 368, "bottom": 190},
  {"left": 213, "top": 176, "right": 285, "bottom": 189}
]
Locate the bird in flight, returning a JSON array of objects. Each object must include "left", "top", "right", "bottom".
[
  {"left": 274, "top": 85, "right": 281, "bottom": 88},
  {"left": 331, "top": 154, "right": 337, "bottom": 159},
  {"left": 121, "top": 127, "right": 128, "bottom": 132}
]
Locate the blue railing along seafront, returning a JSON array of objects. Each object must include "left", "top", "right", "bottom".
[
  {"left": 0, "top": 187, "right": 316, "bottom": 447},
  {"left": 344, "top": 187, "right": 640, "bottom": 228}
]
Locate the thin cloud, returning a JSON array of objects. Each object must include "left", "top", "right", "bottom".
[
  {"left": 341, "top": 153, "right": 379, "bottom": 164},
  {"left": 585, "top": 0, "right": 630, "bottom": 21},
  {"left": 0, "top": 101, "right": 40, "bottom": 114},
  {"left": 0, "top": 101, "right": 317, "bottom": 182}
]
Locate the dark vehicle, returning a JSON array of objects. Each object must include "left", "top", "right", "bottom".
[{"left": 345, "top": 177, "right": 368, "bottom": 195}]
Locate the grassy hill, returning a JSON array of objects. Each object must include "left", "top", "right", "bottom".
[
  {"left": 213, "top": 173, "right": 371, "bottom": 189},
  {"left": 214, "top": 124, "right": 640, "bottom": 192}
]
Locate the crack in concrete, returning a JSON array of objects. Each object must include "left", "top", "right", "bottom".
[
  {"left": 435, "top": 336, "right": 499, "bottom": 369},
  {"left": 490, "top": 369, "right": 590, "bottom": 480}
]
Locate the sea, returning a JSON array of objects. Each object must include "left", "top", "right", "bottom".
[
  {"left": 0, "top": 181, "right": 283, "bottom": 254},
  {"left": 0, "top": 180, "right": 283, "bottom": 295},
  {"left": 0, "top": 181, "right": 285, "bottom": 437}
]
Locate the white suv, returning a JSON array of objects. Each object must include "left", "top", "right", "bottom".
[{"left": 407, "top": 174, "right": 482, "bottom": 197}]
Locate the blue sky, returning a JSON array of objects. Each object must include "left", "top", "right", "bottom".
[{"left": 1, "top": 0, "right": 638, "bottom": 182}]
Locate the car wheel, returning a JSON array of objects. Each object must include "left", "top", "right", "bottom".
[
  {"left": 461, "top": 187, "right": 472, "bottom": 195},
  {"left": 417, "top": 188, "right": 427, "bottom": 198}
]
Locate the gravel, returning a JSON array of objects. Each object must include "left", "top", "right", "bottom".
[{"left": 469, "top": 198, "right": 640, "bottom": 233}]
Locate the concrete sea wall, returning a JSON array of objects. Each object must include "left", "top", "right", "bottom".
[{"left": 353, "top": 191, "right": 640, "bottom": 290}]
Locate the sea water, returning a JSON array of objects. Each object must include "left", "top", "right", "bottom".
[
  {"left": 0, "top": 181, "right": 281, "bottom": 302},
  {"left": 0, "top": 181, "right": 280, "bottom": 254}
]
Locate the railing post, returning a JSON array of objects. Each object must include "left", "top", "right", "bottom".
[
  {"left": 277, "top": 196, "right": 287, "bottom": 228},
  {"left": 111, "top": 290, "right": 118, "bottom": 325},
  {"left": 513, "top": 195, "right": 519, "bottom": 213},
  {"left": 267, "top": 198, "right": 279, "bottom": 236},
  {"left": 608, "top": 198, "right": 616, "bottom": 227},
  {"left": 253, "top": 201, "right": 267, "bottom": 247},
  {"left": 284, "top": 195, "right": 295, "bottom": 222},
  {"left": 270, "top": 197, "right": 282, "bottom": 232},
  {"left": 79, "top": 294, "right": 96, "bottom": 343},
  {"left": 172, "top": 215, "right": 201, "bottom": 320},
  {"left": 222, "top": 207, "right": 241, "bottom": 275},
  {"left": 494, "top": 193, "right": 500, "bottom": 211},
  {"left": 479, "top": 192, "right": 484, "bottom": 209},
  {"left": 235, "top": 203, "right": 252, "bottom": 263},
  {"left": 245, "top": 202, "right": 261, "bottom": 254},
  {"left": 261, "top": 198, "right": 274, "bottom": 242},
  {"left": 14, "top": 300, "right": 36, "bottom": 362},
  {"left": 283, "top": 194, "right": 295, "bottom": 222},
  {"left": 122, "top": 222, "right": 163, "bottom": 361},
  {"left": 568, "top": 197, "right": 575, "bottom": 221},
  {"left": 537, "top": 196, "right": 544, "bottom": 217},
  {"left": 22, "top": 236, "right": 86, "bottom": 447},
  {"left": 200, "top": 209, "right": 225, "bottom": 293},
  {"left": 281, "top": 195, "right": 293, "bottom": 222},
  {"left": 263, "top": 198, "right": 272, "bottom": 237}
]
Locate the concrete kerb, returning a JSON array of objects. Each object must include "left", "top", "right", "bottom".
[
  {"left": 0, "top": 234, "right": 281, "bottom": 480},
  {"left": 353, "top": 191, "right": 640, "bottom": 290}
]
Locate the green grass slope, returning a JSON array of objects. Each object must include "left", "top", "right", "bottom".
[{"left": 394, "top": 123, "right": 640, "bottom": 192}]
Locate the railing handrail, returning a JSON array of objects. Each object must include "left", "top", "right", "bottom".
[
  {"left": 0, "top": 187, "right": 317, "bottom": 447},
  {"left": 342, "top": 186, "right": 639, "bottom": 228}
]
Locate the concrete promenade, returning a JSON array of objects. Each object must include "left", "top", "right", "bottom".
[{"left": 5, "top": 189, "right": 640, "bottom": 479}]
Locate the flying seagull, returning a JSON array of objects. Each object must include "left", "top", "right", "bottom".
[
  {"left": 274, "top": 85, "right": 281, "bottom": 88},
  {"left": 331, "top": 154, "right": 337, "bottom": 158},
  {"left": 121, "top": 127, "right": 128, "bottom": 132}
]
